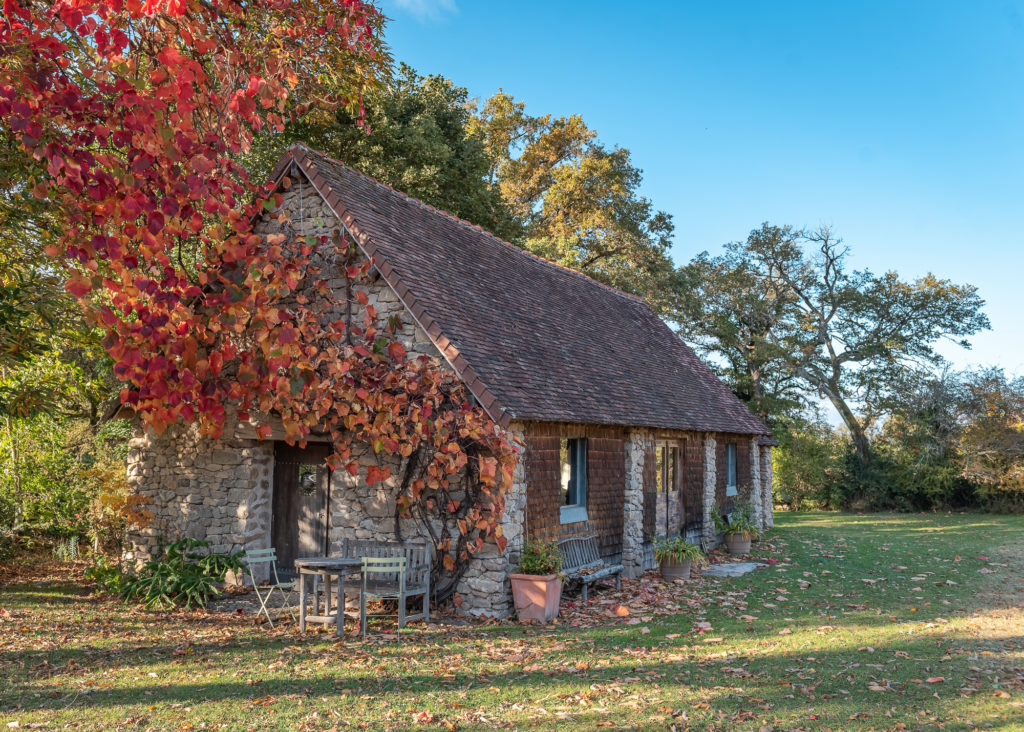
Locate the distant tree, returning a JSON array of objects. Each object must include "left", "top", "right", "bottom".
[
  {"left": 680, "top": 224, "right": 989, "bottom": 464},
  {"left": 0, "top": 132, "right": 69, "bottom": 369},
  {"left": 472, "top": 92, "right": 681, "bottom": 312},
  {"left": 772, "top": 416, "right": 847, "bottom": 510},
  {"left": 254, "top": 82, "right": 681, "bottom": 311},
  {"left": 955, "top": 368, "right": 1024, "bottom": 502},
  {"left": 675, "top": 225, "right": 806, "bottom": 424}
]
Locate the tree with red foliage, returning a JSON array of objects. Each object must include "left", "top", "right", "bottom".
[{"left": 0, "top": 0, "right": 518, "bottom": 599}]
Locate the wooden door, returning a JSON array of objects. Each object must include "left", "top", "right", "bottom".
[{"left": 272, "top": 443, "right": 330, "bottom": 574}]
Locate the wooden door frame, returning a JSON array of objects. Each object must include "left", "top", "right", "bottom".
[{"left": 271, "top": 443, "right": 332, "bottom": 570}]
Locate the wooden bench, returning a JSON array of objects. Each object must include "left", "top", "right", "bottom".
[{"left": 557, "top": 533, "right": 624, "bottom": 602}]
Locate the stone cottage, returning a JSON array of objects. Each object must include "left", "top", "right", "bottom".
[{"left": 126, "top": 143, "right": 775, "bottom": 617}]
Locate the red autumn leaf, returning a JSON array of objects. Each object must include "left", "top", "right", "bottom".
[
  {"left": 66, "top": 276, "right": 92, "bottom": 298},
  {"left": 365, "top": 464, "right": 391, "bottom": 486},
  {"left": 387, "top": 341, "right": 406, "bottom": 362},
  {"left": 278, "top": 324, "right": 297, "bottom": 344}
]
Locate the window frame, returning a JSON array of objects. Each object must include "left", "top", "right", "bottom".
[
  {"left": 655, "top": 441, "right": 679, "bottom": 494},
  {"left": 559, "top": 437, "right": 588, "bottom": 524},
  {"left": 725, "top": 442, "right": 738, "bottom": 496}
]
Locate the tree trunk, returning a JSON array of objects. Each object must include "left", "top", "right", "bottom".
[{"left": 827, "top": 393, "right": 871, "bottom": 468}]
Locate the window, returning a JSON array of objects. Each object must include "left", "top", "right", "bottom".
[
  {"left": 655, "top": 442, "right": 678, "bottom": 493},
  {"left": 725, "top": 442, "right": 738, "bottom": 496},
  {"left": 560, "top": 437, "right": 588, "bottom": 524}
]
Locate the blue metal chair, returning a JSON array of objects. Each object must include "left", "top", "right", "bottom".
[{"left": 243, "top": 548, "right": 297, "bottom": 628}]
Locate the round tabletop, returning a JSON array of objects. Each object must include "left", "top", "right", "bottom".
[{"left": 294, "top": 556, "right": 363, "bottom": 570}]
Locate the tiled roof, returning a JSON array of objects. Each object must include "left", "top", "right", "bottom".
[{"left": 269, "top": 144, "right": 769, "bottom": 436}]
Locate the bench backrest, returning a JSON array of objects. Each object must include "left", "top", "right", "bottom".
[
  {"left": 557, "top": 533, "right": 604, "bottom": 571},
  {"left": 341, "top": 539, "right": 430, "bottom": 586}
]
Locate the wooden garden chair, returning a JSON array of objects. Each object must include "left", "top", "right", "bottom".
[
  {"left": 243, "top": 548, "right": 297, "bottom": 628},
  {"left": 359, "top": 556, "right": 409, "bottom": 639}
]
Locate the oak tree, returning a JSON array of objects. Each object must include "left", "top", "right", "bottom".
[{"left": 679, "top": 223, "right": 989, "bottom": 466}]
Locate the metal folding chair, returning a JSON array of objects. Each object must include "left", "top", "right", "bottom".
[
  {"left": 359, "top": 556, "right": 407, "bottom": 639},
  {"left": 243, "top": 548, "right": 297, "bottom": 628}
]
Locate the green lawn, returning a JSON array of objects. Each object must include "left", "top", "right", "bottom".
[{"left": 2, "top": 513, "right": 1023, "bottom": 730}]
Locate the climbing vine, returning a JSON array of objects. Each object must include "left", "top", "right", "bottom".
[{"left": 0, "top": 0, "right": 519, "bottom": 579}]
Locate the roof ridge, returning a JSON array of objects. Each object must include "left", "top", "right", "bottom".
[{"left": 288, "top": 142, "right": 647, "bottom": 304}]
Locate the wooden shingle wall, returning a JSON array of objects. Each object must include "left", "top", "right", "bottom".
[{"left": 523, "top": 423, "right": 626, "bottom": 560}]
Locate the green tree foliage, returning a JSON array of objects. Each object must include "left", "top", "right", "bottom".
[
  {"left": 0, "top": 132, "right": 70, "bottom": 369},
  {"left": 771, "top": 417, "right": 848, "bottom": 510},
  {"left": 473, "top": 92, "right": 680, "bottom": 311},
  {"left": 679, "top": 223, "right": 989, "bottom": 465},
  {"left": 953, "top": 368, "right": 1024, "bottom": 509},
  {"left": 248, "top": 64, "right": 516, "bottom": 241},
  {"left": 252, "top": 75, "right": 680, "bottom": 311},
  {"left": 0, "top": 414, "right": 134, "bottom": 558},
  {"left": 676, "top": 225, "right": 806, "bottom": 423}
]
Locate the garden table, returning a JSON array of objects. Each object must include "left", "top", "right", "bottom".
[{"left": 294, "top": 556, "right": 362, "bottom": 635}]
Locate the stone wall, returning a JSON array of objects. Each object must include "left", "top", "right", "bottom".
[
  {"left": 749, "top": 438, "right": 763, "bottom": 529},
  {"left": 126, "top": 417, "right": 274, "bottom": 569},
  {"left": 760, "top": 446, "right": 774, "bottom": 529}
]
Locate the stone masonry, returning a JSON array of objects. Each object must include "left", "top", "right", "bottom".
[
  {"left": 749, "top": 437, "right": 763, "bottom": 529},
  {"left": 620, "top": 428, "right": 650, "bottom": 578},
  {"left": 702, "top": 434, "right": 717, "bottom": 545},
  {"left": 760, "top": 447, "right": 774, "bottom": 528},
  {"left": 126, "top": 417, "right": 274, "bottom": 565}
]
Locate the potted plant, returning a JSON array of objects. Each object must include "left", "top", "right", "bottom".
[
  {"left": 654, "top": 536, "right": 705, "bottom": 580},
  {"left": 509, "top": 540, "right": 563, "bottom": 622},
  {"left": 713, "top": 502, "right": 759, "bottom": 555}
]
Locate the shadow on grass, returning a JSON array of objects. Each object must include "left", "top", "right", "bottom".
[{"left": 3, "top": 632, "right": 1021, "bottom": 728}]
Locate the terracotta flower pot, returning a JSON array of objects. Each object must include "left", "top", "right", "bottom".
[
  {"left": 509, "top": 573, "right": 562, "bottom": 622},
  {"left": 725, "top": 532, "right": 752, "bottom": 555},
  {"left": 659, "top": 558, "right": 693, "bottom": 581}
]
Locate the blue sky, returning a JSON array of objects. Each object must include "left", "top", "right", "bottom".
[{"left": 380, "top": 0, "right": 1024, "bottom": 373}]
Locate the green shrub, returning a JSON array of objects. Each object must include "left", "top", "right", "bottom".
[
  {"left": 53, "top": 535, "right": 80, "bottom": 560},
  {"left": 121, "top": 538, "right": 243, "bottom": 610},
  {"left": 772, "top": 421, "right": 847, "bottom": 510},
  {"left": 518, "top": 540, "right": 562, "bottom": 575},
  {"left": 85, "top": 554, "right": 132, "bottom": 596},
  {"left": 653, "top": 536, "right": 704, "bottom": 565},
  {"left": 712, "top": 502, "right": 758, "bottom": 537}
]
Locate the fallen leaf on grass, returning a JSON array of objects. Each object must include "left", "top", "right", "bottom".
[{"left": 926, "top": 677, "right": 946, "bottom": 683}]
